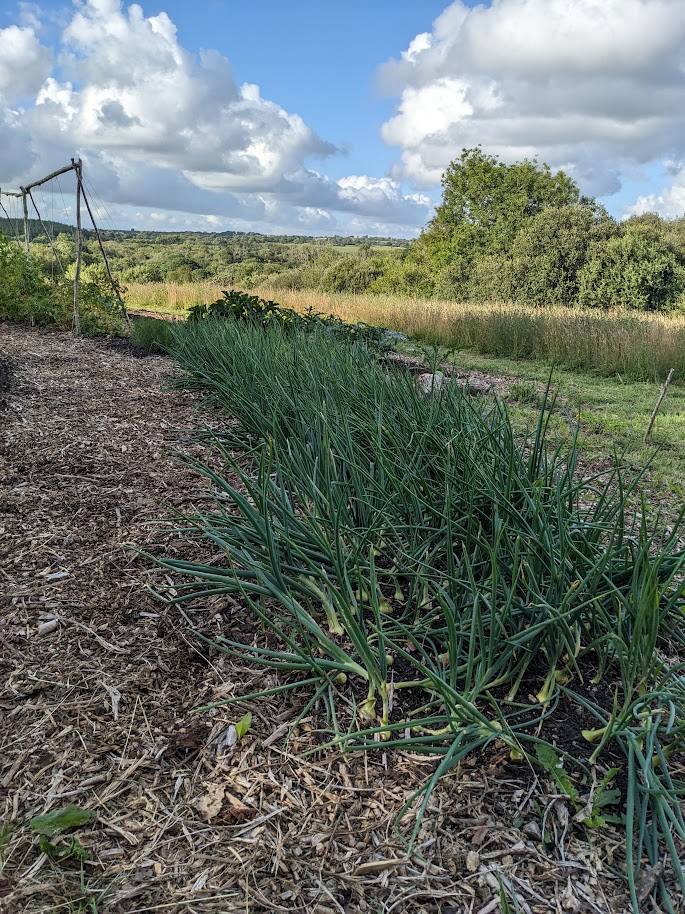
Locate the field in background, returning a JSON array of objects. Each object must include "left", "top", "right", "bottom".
[{"left": 125, "top": 281, "right": 685, "bottom": 382}]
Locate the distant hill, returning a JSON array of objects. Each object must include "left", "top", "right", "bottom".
[
  {"left": 0, "top": 218, "right": 408, "bottom": 248},
  {"left": 0, "top": 216, "right": 80, "bottom": 242}
]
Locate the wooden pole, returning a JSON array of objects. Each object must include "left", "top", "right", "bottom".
[
  {"left": 73, "top": 161, "right": 82, "bottom": 337},
  {"left": 6, "top": 158, "right": 126, "bottom": 331},
  {"left": 645, "top": 369, "right": 674, "bottom": 442},
  {"left": 21, "top": 189, "right": 30, "bottom": 259},
  {"left": 3, "top": 163, "right": 78, "bottom": 196},
  {"left": 72, "top": 159, "right": 129, "bottom": 325}
]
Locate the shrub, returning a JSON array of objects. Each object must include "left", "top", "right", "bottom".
[
  {"left": 578, "top": 224, "right": 685, "bottom": 311},
  {"left": 0, "top": 233, "right": 47, "bottom": 322},
  {"left": 0, "top": 234, "right": 126, "bottom": 335},
  {"left": 467, "top": 254, "right": 515, "bottom": 303},
  {"left": 319, "top": 255, "right": 387, "bottom": 293}
]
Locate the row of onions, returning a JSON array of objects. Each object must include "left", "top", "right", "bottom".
[{"left": 152, "top": 318, "right": 685, "bottom": 911}]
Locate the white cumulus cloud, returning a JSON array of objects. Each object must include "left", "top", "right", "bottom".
[
  {"left": 0, "top": 24, "right": 53, "bottom": 100},
  {"left": 0, "top": 0, "right": 429, "bottom": 235},
  {"left": 379, "top": 0, "right": 685, "bottom": 201},
  {"left": 627, "top": 163, "right": 685, "bottom": 218}
]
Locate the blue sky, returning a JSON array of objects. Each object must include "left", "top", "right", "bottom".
[
  {"left": 140, "top": 0, "right": 453, "bottom": 180},
  {"left": 1, "top": 0, "right": 685, "bottom": 236}
]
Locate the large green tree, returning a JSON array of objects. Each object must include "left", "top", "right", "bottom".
[
  {"left": 420, "top": 147, "right": 590, "bottom": 298},
  {"left": 469, "top": 204, "right": 617, "bottom": 307}
]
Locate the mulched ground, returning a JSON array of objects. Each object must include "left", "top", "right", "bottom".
[{"left": 0, "top": 322, "right": 673, "bottom": 914}]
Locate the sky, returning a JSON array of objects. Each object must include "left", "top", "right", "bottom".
[{"left": 1, "top": 0, "right": 685, "bottom": 238}]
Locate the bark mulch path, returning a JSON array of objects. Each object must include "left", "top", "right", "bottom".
[{"left": 0, "top": 323, "right": 648, "bottom": 913}]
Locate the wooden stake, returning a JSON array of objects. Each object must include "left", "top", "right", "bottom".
[
  {"left": 73, "top": 161, "right": 82, "bottom": 337},
  {"left": 21, "top": 189, "right": 30, "bottom": 259},
  {"left": 645, "top": 369, "right": 674, "bottom": 442}
]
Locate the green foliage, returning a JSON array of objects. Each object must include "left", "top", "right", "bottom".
[
  {"left": 30, "top": 807, "right": 94, "bottom": 864},
  {"left": 235, "top": 711, "right": 252, "bottom": 740},
  {"left": 420, "top": 147, "right": 586, "bottom": 295},
  {"left": 11, "top": 168, "right": 685, "bottom": 317},
  {"left": 0, "top": 232, "right": 46, "bottom": 322},
  {"left": 188, "top": 289, "right": 284, "bottom": 323},
  {"left": 129, "top": 316, "right": 175, "bottom": 353},
  {"left": 30, "top": 806, "right": 96, "bottom": 836},
  {"left": 369, "top": 247, "right": 437, "bottom": 298},
  {"left": 508, "top": 380, "right": 539, "bottom": 405},
  {"left": 465, "top": 253, "right": 514, "bottom": 304},
  {"left": 319, "top": 253, "right": 388, "bottom": 293},
  {"left": 535, "top": 744, "right": 580, "bottom": 804},
  {"left": 429, "top": 147, "right": 583, "bottom": 243},
  {"left": 504, "top": 206, "right": 617, "bottom": 307},
  {"left": 578, "top": 223, "right": 685, "bottom": 311},
  {"left": 37, "top": 834, "right": 88, "bottom": 864},
  {"left": 188, "top": 289, "right": 407, "bottom": 351},
  {"left": 410, "top": 148, "right": 685, "bottom": 312},
  {"left": 0, "top": 232, "right": 126, "bottom": 334}
]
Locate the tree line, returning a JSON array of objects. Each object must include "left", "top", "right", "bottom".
[{"left": 3, "top": 147, "right": 685, "bottom": 311}]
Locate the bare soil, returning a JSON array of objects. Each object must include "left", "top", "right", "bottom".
[{"left": 0, "top": 323, "right": 668, "bottom": 913}]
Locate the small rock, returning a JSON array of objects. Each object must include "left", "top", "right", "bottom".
[
  {"left": 37, "top": 619, "right": 59, "bottom": 636},
  {"left": 417, "top": 371, "right": 446, "bottom": 395},
  {"left": 457, "top": 378, "right": 492, "bottom": 395},
  {"left": 522, "top": 820, "right": 542, "bottom": 840}
]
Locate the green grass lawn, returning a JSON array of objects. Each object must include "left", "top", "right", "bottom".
[{"left": 449, "top": 348, "right": 685, "bottom": 519}]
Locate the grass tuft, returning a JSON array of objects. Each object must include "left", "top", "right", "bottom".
[{"left": 129, "top": 316, "right": 176, "bottom": 353}]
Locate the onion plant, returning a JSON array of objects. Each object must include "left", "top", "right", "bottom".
[{"left": 152, "top": 318, "right": 685, "bottom": 910}]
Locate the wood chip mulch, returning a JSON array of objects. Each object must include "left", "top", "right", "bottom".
[{"left": 0, "top": 323, "right": 661, "bottom": 913}]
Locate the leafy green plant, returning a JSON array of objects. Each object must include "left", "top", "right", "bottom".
[
  {"left": 0, "top": 233, "right": 49, "bottom": 323},
  {"left": 27, "top": 806, "right": 110, "bottom": 912},
  {"left": 235, "top": 711, "right": 252, "bottom": 739},
  {"left": 508, "top": 380, "right": 539, "bottom": 405},
  {"left": 0, "top": 233, "right": 127, "bottom": 334},
  {"left": 187, "top": 288, "right": 406, "bottom": 352},
  {"left": 535, "top": 745, "right": 621, "bottom": 828},
  {"left": 30, "top": 806, "right": 95, "bottom": 864},
  {"left": 188, "top": 289, "right": 283, "bottom": 324},
  {"left": 30, "top": 806, "right": 96, "bottom": 837},
  {"left": 153, "top": 319, "right": 685, "bottom": 911}
]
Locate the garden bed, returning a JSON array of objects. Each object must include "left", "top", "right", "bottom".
[{"left": 0, "top": 323, "right": 679, "bottom": 913}]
